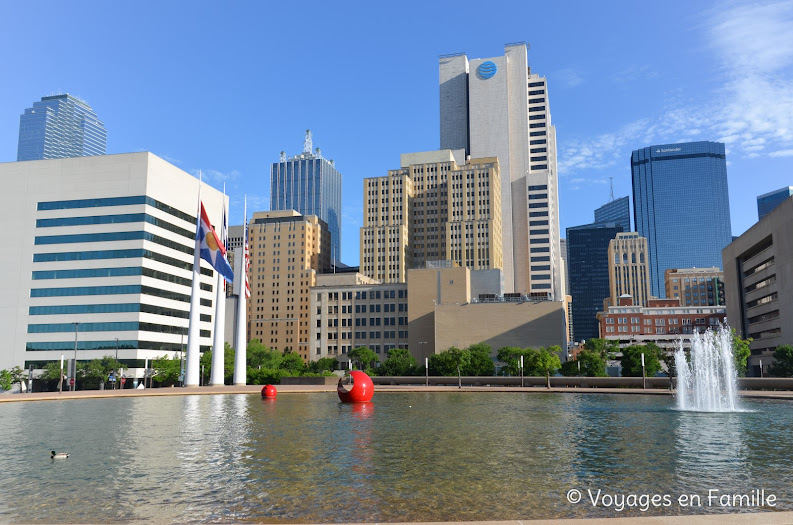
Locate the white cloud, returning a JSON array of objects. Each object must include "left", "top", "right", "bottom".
[
  {"left": 550, "top": 67, "right": 584, "bottom": 88},
  {"left": 559, "top": 0, "right": 793, "bottom": 175},
  {"left": 769, "top": 149, "right": 793, "bottom": 157}
]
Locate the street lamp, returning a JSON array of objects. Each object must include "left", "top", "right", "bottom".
[
  {"left": 419, "top": 341, "right": 428, "bottom": 386},
  {"left": 72, "top": 322, "right": 80, "bottom": 391},
  {"left": 114, "top": 338, "right": 119, "bottom": 390}
]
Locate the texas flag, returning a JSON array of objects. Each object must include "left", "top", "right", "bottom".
[{"left": 197, "top": 202, "right": 234, "bottom": 282}]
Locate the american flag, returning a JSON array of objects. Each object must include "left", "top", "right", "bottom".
[{"left": 243, "top": 220, "right": 250, "bottom": 298}]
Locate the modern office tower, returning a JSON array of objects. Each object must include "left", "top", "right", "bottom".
[
  {"left": 310, "top": 272, "right": 408, "bottom": 363},
  {"left": 567, "top": 223, "right": 624, "bottom": 342},
  {"left": 17, "top": 94, "right": 107, "bottom": 161},
  {"left": 270, "top": 130, "right": 342, "bottom": 264},
  {"left": 440, "top": 43, "right": 562, "bottom": 298},
  {"left": 0, "top": 153, "right": 227, "bottom": 374},
  {"left": 247, "top": 210, "right": 330, "bottom": 362},
  {"left": 608, "top": 233, "right": 651, "bottom": 307},
  {"left": 595, "top": 196, "right": 630, "bottom": 232},
  {"left": 632, "top": 141, "right": 732, "bottom": 298},
  {"left": 360, "top": 150, "right": 502, "bottom": 283},
  {"left": 723, "top": 196, "right": 793, "bottom": 376},
  {"left": 665, "top": 267, "right": 724, "bottom": 306},
  {"left": 757, "top": 186, "right": 793, "bottom": 220}
]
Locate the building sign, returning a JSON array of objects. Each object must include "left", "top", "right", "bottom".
[
  {"left": 477, "top": 61, "right": 497, "bottom": 79},
  {"left": 656, "top": 148, "right": 682, "bottom": 153}
]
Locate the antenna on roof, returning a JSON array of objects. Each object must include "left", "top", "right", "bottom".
[
  {"left": 303, "top": 130, "right": 312, "bottom": 154},
  {"left": 609, "top": 177, "right": 615, "bottom": 202}
]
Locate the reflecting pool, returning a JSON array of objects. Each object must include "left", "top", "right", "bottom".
[{"left": 0, "top": 392, "right": 791, "bottom": 522}]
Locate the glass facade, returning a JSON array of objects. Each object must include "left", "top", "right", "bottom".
[
  {"left": 17, "top": 94, "right": 106, "bottom": 161},
  {"left": 271, "top": 150, "right": 342, "bottom": 263},
  {"left": 757, "top": 186, "right": 793, "bottom": 220},
  {"left": 566, "top": 224, "right": 623, "bottom": 342},
  {"left": 632, "top": 141, "right": 732, "bottom": 298},
  {"left": 594, "top": 196, "right": 631, "bottom": 232}
]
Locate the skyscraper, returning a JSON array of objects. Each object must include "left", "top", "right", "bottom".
[
  {"left": 270, "top": 130, "right": 342, "bottom": 264},
  {"left": 632, "top": 141, "right": 732, "bottom": 298},
  {"left": 757, "top": 186, "right": 793, "bottom": 220},
  {"left": 608, "top": 232, "right": 651, "bottom": 307},
  {"left": 567, "top": 223, "right": 623, "bottom": 342},
  {"left": 360, "top": 150, "right": 502, "bottom": 283},
  {"left": 440, "top": 43, "right": 562, "bottom": 298},
  {"left": 17, "top": 94, "right": 107, "bottom": 161},
  {"left": 595, "top": 196, "right": 630, "bottom": 232}
]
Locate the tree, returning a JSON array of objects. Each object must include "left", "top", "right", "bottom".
[
  {"left": 248, "top": 340, "right": 281, "bottom": 369},
  {"left": 152, "top": 355, "right": 182, "bottom": 385},
  {"left": 768, "top": 345, "right": 793, "bottom": 377},
  {"left": 307, "top": 357, "right": 338, "bottom": 374},
  {"left": 585, "top": 338, "right": 619, "bottom": 358},
  {"left": 466, "top": 343, "right": 495, "bottom": 376},
  {"left": 377, "top": 348, "right": 417, "bottom": 376},
  {"left": 529, "top": 347, "right": 562, "bottom": 388},
  {"left": 732, "top": 330, "right": 752, "bottom": 377},
  {"left": 446, "top": 346, "right": 469, "bottom": 388},
  {"left": 8, "top": 366, "right": 27, "bottom": 392},
  {"left": 577, "top": 349, "right": 608, "bottom": 377},
  {"left": 40, "top": 361, "right": 64, "bottom": 381},
  {"left": 559, "top": 359, "right": 579, "bottom": 376},
  {"left": 279, "top": 351, "right": 306, "bottom": 373},
  {"left": 620, "top": 344, "right": 663, "bottom": 377},
  {"left": 349, "top": 346, "right": 378, "bottom": 371},
  {"left": 496, "top": 346, "right": 536, "bottom": 376},
  {"left": 0, "top": 369, "right": 12, "bottom": 391},
  {"left": 79, "top": 356, "right": 124, "bottom": 389}
]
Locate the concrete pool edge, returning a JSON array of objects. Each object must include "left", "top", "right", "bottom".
[
  {"left": 4, "top": 384, "right": 793, "bottom": 402},
  {"left": 309, "top": 513, "right": 793, "bottom": 524}
]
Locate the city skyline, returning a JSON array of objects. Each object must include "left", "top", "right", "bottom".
[{"left": 1, "top": 1, "right": 792, "bottom": 266}]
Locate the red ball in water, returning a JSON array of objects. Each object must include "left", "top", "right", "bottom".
[{"left": 261, "top": 384, "right": 277, "bottom": 398}]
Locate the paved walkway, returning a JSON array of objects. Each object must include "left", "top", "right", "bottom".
[{"left": 3, "top": 384, "right": 793, "bottom": 403}]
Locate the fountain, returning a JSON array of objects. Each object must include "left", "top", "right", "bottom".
[{"left": 675, "top": 325, "right": 740, "bottom": 412}]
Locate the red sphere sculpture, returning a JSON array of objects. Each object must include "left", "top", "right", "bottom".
[
  {"left": 337, "top": 371, "right": 374, "bottom": 403},
  {"left": 261, "top": 384, "right": 277, "bottom": 398}
]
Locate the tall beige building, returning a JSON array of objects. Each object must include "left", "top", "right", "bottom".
[
  {"left": 665, "top": 267, "right": 724, "bottom": 306},
  {"left": 608, "top": 232, "right": 652, "bottom": 307},
  {"left": 247, "top": 210, "right": 330, "bottom": 362},
  {"left": 360, "top": 150, "right": 502, "bottom": 282}
]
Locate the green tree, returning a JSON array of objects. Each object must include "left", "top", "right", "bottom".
[
  {"left": 496, "top": 346, "right": 536, "bottom": 376},
  {"left": 8, "top": 366, "right": 27, "bottom": 392},
  {"left": 620, "top": 344, "right": 663, "bottom": 377},
  {"left": 152, "top": 355, "right": 182, "bottom": 385},
  {"left": 40, "top": 362, "right": 64, "bottom": 381},
  {"left": 577, "top": 349, "right": 608, "bottom": 377},
  {"left": 446, "top": 346, "right": 469, "bottom": 388},
  {"left": 465, "top": 343, "right": 495, "bottom": 376},
  {"left": 0, "top": 369, "right": 12, "bottom": 391},
  {"left": 559, "top": 359, "right": 580, "bottom": 376},
  {"left": 248, "top": 340, "right": 282, "bottom": 369},
  {"left": 529, "top": 346, "right": 562, "bottom": 388},
  {"left": 768, "top": 345, "right": 793, "bottom": 377},
  {"left": 307, "top": 357, "right": 338, "bottom": 374},
  {"left": 279, "top": 351, "right": 306, "bottom": 373},
  {"left": 428, "top": 351, "right": 456, "bottom": 376},
  {"left": 377, "top": 348, "right": 417, "bottom": 376},
  {"left": 585, "top": 338, "right": 619, "bottom": 358},
  {"left": 349, "top": 346, "right": 378, "bottom": 371},
  {"left": 732, "top": 329, "right": 752, "bottom": 377}
]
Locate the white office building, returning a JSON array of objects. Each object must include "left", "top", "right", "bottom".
[
  {"left": 440, "top": 42, "right": 562, "bottom": 299},
  {"left": 0, "top": 152, "right": 228, "bottom": 375}
]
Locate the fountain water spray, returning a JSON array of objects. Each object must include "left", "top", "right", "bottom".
[{"left": 675, "top": 325, "right": 740, "bottom": 412}]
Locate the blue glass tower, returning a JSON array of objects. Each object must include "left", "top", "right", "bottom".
[
  {"left": 757, "top": 186, "right": 793, "bottom": 220},
  {"left": 270, "top": 131, "right": 342, "bottom": 263},
  {"left": 17, "top": 94, "right": 107, "bottom": 161},
  {"left": 632, "top": 141, "right": 732, "bottom": 298},
  {"left": 594, "top": 196, "right": 630, "bottom": 232}
]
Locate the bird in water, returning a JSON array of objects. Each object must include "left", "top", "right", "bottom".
[{"left": 51, "top": 450, "right": 69, "bottom": 459}]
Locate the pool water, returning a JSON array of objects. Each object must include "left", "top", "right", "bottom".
[{"left": 0, "top": 392, "right": 790, "bottom": 522}]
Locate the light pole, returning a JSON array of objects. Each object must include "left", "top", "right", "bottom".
[
  {"left": 641, "top": 352, "right": 646, "bottom": 390},
  {"left": 114, "top": 338, "right": 119, "bottom": 390},
  {"left": 759, "top": 359, "right": 763, "bottom": 378},
  {"left": 72, "top": 322, "right": 80, "bottom": 391},
  {"left": 419, "top": 341, "right": 428, "bottom": 385}
]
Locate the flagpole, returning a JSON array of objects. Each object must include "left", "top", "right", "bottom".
[
  {"left": 185, "top": 172, "right": 203, "bottom": 387},
  {"left": 234, "top": 195, "right": 248, "bottom": 385},
  {"left": 210, "top": 186, "right": 227, "bottom": 386}
]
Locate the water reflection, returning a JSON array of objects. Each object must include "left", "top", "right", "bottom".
[{"left": 0, "top": 393, "right": 790, "bottom": 523}]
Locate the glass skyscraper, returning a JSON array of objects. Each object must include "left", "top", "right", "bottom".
[
  {"left": 17, "top": 94, "right": 107, "bottom": 161},
  {"left": 757, "top": 186, "right": 793, "bottom": 220},
  {"left": 632, "top": 141, "right": 732, "bottom": 298},
  {"left": 270, "top": 131, "right": 342, "bottom": 263},
  {"left": 594, "top": 196, "right": 630, "bottom": 232}
]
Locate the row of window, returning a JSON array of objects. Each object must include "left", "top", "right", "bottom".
[
  {"left": 26, "top": 340, "right": 211, "bottom": 352},
  {"left": 30, "top": 284, "right": 212, "bottom": 307},
  {"left": 32, "top": 248, "right": 213, "bottom": 277},
  {"left": 38, "top": 195, "right": 195, "bottom": 224},
  {"left": 28, "top": 321, "right": 209, "bottom": 337},
  {"left": 35, "top": 231, "right": 194, "bottom": 257},
  {"left": 32, "top": 266, "right": 212, "bottom": 292},
  {"left": 36, "top": 212, "right": 194, "bottom": 240},
  {"left": 29, "top": 302, "right": 211, "bottom": 322}
]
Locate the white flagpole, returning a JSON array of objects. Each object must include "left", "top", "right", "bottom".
[
  {"left": 210, "top": 186, "right": 227, "bottom": 386},
  {"left": 185, "top": 171, "right": 203, "bottom": 387},
  {"left": 234, "top": 195, "right": 248, "bottom": 385}
]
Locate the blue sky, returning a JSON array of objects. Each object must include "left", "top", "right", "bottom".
[{"left": 1, "top": 0, "right": 791, "bottom": 266}]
